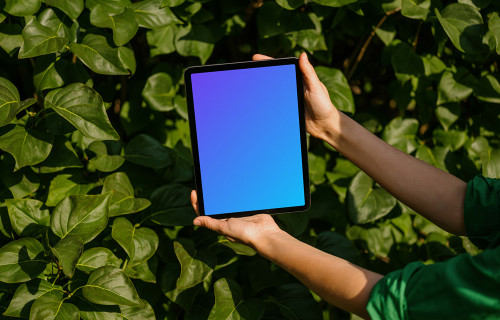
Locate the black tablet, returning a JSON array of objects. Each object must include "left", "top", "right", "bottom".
[{"left": 184, "top": 57, "right": 310, "bottom": 219}]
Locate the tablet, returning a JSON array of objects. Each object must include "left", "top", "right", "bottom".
[{"left": 184, "top": 57, "right": 310, "bottom": 218}]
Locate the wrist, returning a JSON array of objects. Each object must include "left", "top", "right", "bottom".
[
  {"left": 251, "top": 229, "right": 293, "bottom": 259},
  {"left": 315, "top": 108, "right": 345, "bottom": 149}
]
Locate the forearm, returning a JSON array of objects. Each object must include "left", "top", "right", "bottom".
[
  {"left": 255, "top": 230, "right": 383, "bottom": 319},
  {"left": 321, "top": 110, "right": 467, "bottom": 235}
]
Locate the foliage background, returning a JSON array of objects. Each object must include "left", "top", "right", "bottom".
[{"left": 0, "top": 0, "right": 499, "bottom": 319}]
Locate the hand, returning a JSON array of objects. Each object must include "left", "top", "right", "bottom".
[
  {"left": 191, "top": 190, "right": 284, "bottom": 251},
  {"left": 253, "top": 52, "right": 338, "bottom": 141}
]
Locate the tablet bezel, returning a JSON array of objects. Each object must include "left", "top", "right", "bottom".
[{"left": 184, "top": 57, "right": 310, "bottom": 219}]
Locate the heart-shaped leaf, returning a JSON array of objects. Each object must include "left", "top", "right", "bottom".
[
  {"left": 51, "top": 193, "right": 111, "bottom": 243},
  {"left": 51, "top": 234, "right": 84, "bottom": 278},
  {"left": 146, "top": 25, "right": 176, "bottom": 57},
  {"left": 0, "top": 238, "right": 46, "bottom": 283},
  {"left": 4, "top": 0, "right": 41, "bottom": 17},
  {"left": 142, "top": 72, "right": 177, "bottom": 112},
  {"left": 437, "top": 70, "right": 475, "bottom": 105},
  {"left": 174, "top": 238, "right": 215, "bottom": 290},
  {"left": 111, "top": 217, "right": 158, "bottom": 266},
  {"left": 45, "top": 83, "right": 120, "bottom": 141},
  {"left": 90, "top": 6, "right": 138, "bottom": 46},
  {"left": 175, "top": 23, "right": 215, "bottom": 64},
  {"left": 381, "top": 117, "right": 419, "bottom": 153},
  {"left": 102, "top": 172, "right": 151, "bottom": 217},
  {"left": 315, "top": 66, "right": 354, "bottom": 113},
  {"left": 435, "top": 103, "right": 460, "bottom": 130},
  {"left": 87, "top": 141, "right": 125, "bottom": 173},
  {"left": 18, "top": 18, "right": 68, "bottom": 59},
  {"left": 82, "top": 266, "right": 142, "bottom": 306},
  {"left": 401, "top": 0, "right": 430, "bottom": 20},
  {"left": 76, "top": 247, "right": 122, "bottom": 273},
  {"left": 5, "top": 199, "right": 50, "bottom": 237},
  {"left": 131, "top": 0, "right": 182, "bottom": 29}
]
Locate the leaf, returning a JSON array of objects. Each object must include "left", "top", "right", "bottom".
[
  {"left": 346, "top": 172, "right": 397, "bottom": 224},
  {"left": 269, "top": 283, "right": 322, "bottom": 320},
  {"left": 142, "top": 72, "right": 177, "bottom": 112},
  {"left": 51, "top": 234, "right": 84, "bottom": 278},
  {"left": 216, "top": 236, "right": 256, "bottom": 256},
  {"left": 50, "top": 193, "right": 111, "bottom": 243},
  {"left": 175, "top": 23, "right": 215, "bottom": 64},
  {"left": 489, "top": 12, "right": 500, "bottom": 54},
  {"left": 390, "top": 42, "right": 424, "bottom": 82},
  {"left": 111, "top": 217, "right": 158, "bottom": 266},
  {"left": 45, "top": 83, "right": 120, "bottom": 140},
  {"left": 160, "top": 263, "right": 201, "bottom": 312},
  {"left": 146, "top": 25, "right": 177, "bottom": 57},
  {"left": 124, "top": 134, "right": 174, "bottom": 169},
  {"left": 4, "top": 279, "right": 64, "bottom": 318},
  {"left": 5, "top": 199, "right": 50, "bottom": 237},
  {"left": 433, "top": 129, "right": 468, "bottom": 151},
  {"left": 82, "top": 266, "right": 142, "bottom": 306},
  {"left": 18, "top": 18, "right": 68, "bottom": 59},
  {"left": 0, "top": 161, "right": 40, "bottom": 199},
  {"left": 381, "top": 117, "right": 419, "bottom": 153},
  {"left": 416, "top": 145, "right": 448, "bottom": 172},
  {"left": 401, "top": 0, "right": 430, "bottom": 20},
  {"left": 90, "top": 6, "right": 138, "bottom": 46},
  {"left": 38, "top": 136, "right": 82, "bottom": 173},
  {"left": 0, "top": 238, "right": 46, "bottom": 283},
  {"left": 276, "top": 0, "right": 304, "bottom": 10},
  {"left": 257, "top": 2, "right": 288, "bottom": 38},
  {"left": 45, "top": 0, "right": 84, "bottom": 20},
  {"left": 29, "top": 290, "right": 79, "bottom": 320},
  {"left": 311, "top": 0, "right": 357, "bottom": 6},
  {"left": 308, "top": 153, "right": 326, "bottom": 185},
  {"left": 435, "top": 103, "right": 460, "bottom": 130},
  {"left": 76, "top": 247, "right": 122, "bottom": 273},
  {"left": 315, "top": 66, "right": 355, "bottom": 113},
  {"left": 0, "top": 23, "right": 23, "bottom": 56},
  {"left": 69, "top": 34, "right": 131, "bottom": 75},
  {"left": 102, "top": 172, "right": 150, "bottom": 217},
  {"left": 208, "top": 278, "right": 264, "bottom": 320},
  {"left": 0, "top": 77, "right": 27, "bottom": 127},
  {"left": 124, "top": 257, "right": 157, "bottom": 283},
  {"left": 435, "top": 4, "right": 484, "bottom": 54},
  {"left": 4, "top": 0, "right": 41, "bottom": 17},
  {"left": 315, "top": 231, "right": 360, "bottom": 264},
  {"left": 0, "top": 125, "right": 53, "bottom": 170},
  {"left": 147, "top": 184, "right": 196, "bottom": 226},
  {"left": 46, "top": 172, "right": 95, "bottom": 207},
  {"left": 287, "top": 12, "right": 327, "bottom": 53},
  {"left": 120, "top": 299, "right": 156, "bottom": 320},
  {"left": 473, "top": 74, "right": 500, "bottom": 104},
  {"left": 346, "top": 224, "right": 394, "bottom": 257},
  {"left": 131, "top": 0, "right": 182, "bottom": 29},
  {"left": 75, "top": 297, "right": 121, "bottom": 320},
  {"left": 174, "top": 238, "right": 215, "bottom": 290},
  {"left": 87, "top": 141, "right": 125, "bottom": 172},
  {"left": 437, "top": 70, "right": 475, "bottom": 105}
]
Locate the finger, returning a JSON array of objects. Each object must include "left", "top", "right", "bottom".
[
  {"left": 193, "top": 216, "right": 227, "bottom": 234},
  {"left": 190, "top": 190, "right": 199, "bottom": 216},
  {"left": 252, "top": 54, "right": 273, "bottom": 61},
  {"left": 298, "top": 52, "right": 323, "bottom": 92}
]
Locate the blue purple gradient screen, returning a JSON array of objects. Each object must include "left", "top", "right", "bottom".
[{"left": 191, "top": 64, "right": 305, "bottom": 215}]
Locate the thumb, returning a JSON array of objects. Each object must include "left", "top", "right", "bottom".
[
  {"left": 298, "top": 52, "right": 322, "bottom": 92},
  {"left": 193, "top": 216, "right": 227, "bottom": 234}
]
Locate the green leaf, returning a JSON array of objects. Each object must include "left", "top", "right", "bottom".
[
  {"left": 401, "top": 0, "right": 430, "bottom": 20},
  {"left": 147, "top": 184, "right": 196, "bottom": 226},
  {"left": 276, "top": 0, "right": 304, "bottom": 10},
  {"left": 5, "top": 199, "right": 50, "bottom": 237},
  {"left": 0, "top": 77, "right": 26, "bottom": 127},
  {"left": 433, "top": 129, "right": 468, "bottom": 151},
  {"left": 76, "top": 247, "right": 122, "bottom": 273},
  {"left": 489, "top": 12, "right": 500, "bottom": 54},
  {"left": 124, "top": 258, "right": 157, "bottom": 283},
  {"left": 0, "top": 23, "right": 23, "bottom": 56},
  {"left": 0, "top": 238, "right": 46, "bottom": 283},
  {"left": 175, "top": 23, "right": 215, "bottom": 64},
  {"left": 174, "top": 238, "right": 215, "bottom": 290},
  {"left": 435, "top": 103, "right": 460, "bottom": 130},
  {"left": 131, "top": 0, "right": 182, "bottom": 28},
  {"left": 45, "top": 0, "right": 84, "bottom": 20},
  {"left": 473, "top": 74, "right": 500, "bottom": 104},
  {"left": 416, "top": 145, "right": 448, "bottom": 171},
  {"left": 208, "top": 278, "right": 264, "bottom": 320},
  {"left": 87, "top": 141, "right": 124, "bottom": 172},
  {"left": 45, "top": 83, "right": 120, "bottom": 140},
  {"left": 269, "top": 283, "right": 322, "bottom": 320},
  {"left": 437, "top": 70, "right": 475, "bottom": 105},
  {"left": 46, "top": 172, "right": 95, "bottom": 207},
  {"left": 102, "top": 172, "right": 151, "bottom": 217},
  {"left": 146, "top": 25, "right": 177, "bottom": 57},
  {"left": 4, "top": 279, "right": 64, "bottom": 318},
  {"left": 4, "top": 0, "right": 41, "bottom": 17},
  {"left": 50, "top": 193, "right": 111, "bottom": 243},
  {"left": 308, "top": 152, "right": 326, "bottom": 185},
  {"left": 435, "top": 4, "right": 484, "bottom": 54},
  {"left": 287, "top": 12, "right": 327, "bottom": 53},
  {"left": 82, "top": 266, "right": 142, "bottom": 306},
  {"left": 315, "top": 66, "right": 355, "bottom": 113},
  {"left": 257, "top": 2, "right": 287, "bottom": 38},
  {"left": 0, "top": 162, "right": 40, "bottom": 199},
  {"left": 0, "top": 125, "right": 53, "bottom": 170},
  {"left": 346, "top": 224, "right": 394, "bottom": 257},
  {"left": 111, "top": 217, "right": 158, "bottom": 266},
  {"left": 69, "top": 34, "right": 131, "bottom": 75},
  {"left": 29, "top": 290, "right": 79, "bottom": 320},
  {"left": 216, "top": 236, "right": 256, "bottom": 256},
  {"left": 315, "top": 231, "right": 360, "bottom": 264},
  {"left": 75, "top": 297, "right": 121, "bottom": 320},
  {"left": 382, "top": 117, "right": 419, "bottom": 153},
  {"left": 347, "top": 172, "right": 397, "bottom": 224},
  {"left": 468, "top": 137, "right": 500, "bottom": 178},
  {"left": 90, "top": 7, "right": 138, "bottom": 46},
  {"left": 51, "top": 234, "right": 84, "bottom": 278},
  {"left": 161, "top": 0, "right": 185, "bottom": 7},
  {"left": 37, "top": 8, "right": 73, "bottom": 39},
  {"left": 38, "top": 136, "right": 82, "bottom": 173},
  {"left": 390, "top": 42, "right": 424, "bottom": 82},
  {"left": 160, "top": 263, "right": 201, "bottom": 312},
  {"left": 311, "top": 0, "right": 357, "bottom": 6},
  {"left": 120, "top": 299, "right": 156, "bottom": 320},
  {"left": 124, "top": 134, "right": 173, "bottom": 169},
  {"left": 18, "top": 18, "right": 68, "bottom": 59},
  {"left": 142, "top": 72, "right": 177, "bottom": 112}
]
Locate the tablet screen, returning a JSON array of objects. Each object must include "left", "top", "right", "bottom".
[{"left": 189, "top": 62, "right": 307, "bottom": 216}]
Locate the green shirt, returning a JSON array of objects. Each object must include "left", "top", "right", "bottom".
[{"left": 366, "top": 175, "right": 500, "bottom": 320}]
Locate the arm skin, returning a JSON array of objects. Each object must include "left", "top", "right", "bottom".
[{"left": 192, "top": 52, "right": 468, "bottom": 318}]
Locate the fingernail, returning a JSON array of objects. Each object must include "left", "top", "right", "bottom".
[{"left": 193, "top": 219, "right": 201, "bottom": 226}]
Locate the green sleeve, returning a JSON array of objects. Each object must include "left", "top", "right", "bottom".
[
  {"left": 464, "top": 175, "right": 500, "bottom": 249},
  {"left": 367, "top": 245, "right": 500, "bottom": 320}
]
